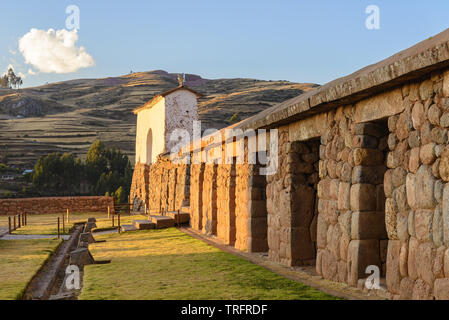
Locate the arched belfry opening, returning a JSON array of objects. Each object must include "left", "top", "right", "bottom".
[{"left": 146, "top": 128, "right": 153, "bottom": 165}]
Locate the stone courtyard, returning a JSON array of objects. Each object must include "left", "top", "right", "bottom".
[{"left": 130, "top": 29, "right": 449, "bottom": 300}]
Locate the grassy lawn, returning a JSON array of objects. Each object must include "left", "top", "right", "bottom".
[
  {"left": 0, "top": 212, "right": 149, "bottom": 235},
  {"left": 80, "top": 228, "right": 339, "bottom": 300},
  {"left": 0, "top": 239, "right": 61, "bottom": 300}
]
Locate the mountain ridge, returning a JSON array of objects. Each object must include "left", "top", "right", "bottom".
[{"left": 0, "top": 70, "right": 319, "bottom": 168}]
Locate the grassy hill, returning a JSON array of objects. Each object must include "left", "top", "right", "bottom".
[{"left": 0, "top": 70, "right": 318, "bottom": 168}]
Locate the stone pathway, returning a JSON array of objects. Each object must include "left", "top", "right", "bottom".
[{"left": 0, "top": 234, "right": 70, "bottom": 241}]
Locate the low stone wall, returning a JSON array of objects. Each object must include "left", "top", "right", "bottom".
[{"left": 0, "top": 196, "right": 114, "bottom": 216}]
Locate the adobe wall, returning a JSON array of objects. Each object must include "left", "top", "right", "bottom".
[{"left": 0, "top": 196, "right": 114, "bottom": 216}]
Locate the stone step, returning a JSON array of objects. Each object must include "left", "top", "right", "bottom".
[
  {"left": 167, "top": 211, "right": 190, "bottom": 224},
  {"left": 150, "top": 215, "right": 175, "bottom": 229},
  {"left": 181, "top": 206, "right": 190, "bottom": 214},
  {"left": 120, "top": 224, "right": 138, "bottom": 232},
  {"left": 133, "top": 220, "right": 156, "bottom": 230}
]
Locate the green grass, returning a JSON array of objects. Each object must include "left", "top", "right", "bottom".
[
  {"left": 0, "top": 212, "right": 149, "bottom": 236},
  {"left": 80, "top": 228, "right": 339, "bottom": 300},
  {"left": 0, "top": 239, "right": 61, "bottom": 300}
]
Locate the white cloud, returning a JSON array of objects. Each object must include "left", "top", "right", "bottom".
[
  {"left": 27, "top": 69, "right": 37, "bottom": 76},
  {"left": 18, "top": 28, "right": 95, "bottom": 73},
  {"left": 9, "top": 48, "right": 17, "bottom": 55}
]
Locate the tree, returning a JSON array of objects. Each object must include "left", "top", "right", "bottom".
[
  {"left": 114, "top": 186, "right": 126, "bottom": 204},
  {"left": 7, "top": 68, "right": 16, "bottom": 89},
  {"left": 0, "top": 75, "right": 9, "bottom": 88}
]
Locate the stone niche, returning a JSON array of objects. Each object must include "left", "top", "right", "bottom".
[
  {"left": 289, "top": 139, "right": 321, "bottom": 266},
  {"left": 266, "top": 125, "right": 321, "bottom": 266},
  {"left": 316, "top": 103, "right": 389, "bottom": 286}
]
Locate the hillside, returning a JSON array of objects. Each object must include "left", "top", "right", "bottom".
[{"left": 0, "top": 70, "right": 318, "bottom": 168}]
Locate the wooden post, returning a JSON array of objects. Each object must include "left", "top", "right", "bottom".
[
  {"left": 8, "top": 217, "right": 11, "bottom": 234},
  {"left": 112, "top": 214, "right": 115, "bottom": 227},
  {"left": 62, "top": 214, "right": 65, "bottom": 234},
  {"left": 118, "top": 213, "right": 121, "bottom": 234},
  {"left": 25, "top": 213, "right": 27, "bottom": 226},
  {"left": 108, "top": 206, "right": 110, "bottom": 219},
  {"left": 13, "top": 215, "right": 16, "bottom": 231},
  {"left": 67, "top": 209, "right": 70, "bottom": 223},
  {"left": 57, "top": 217, "right": 60, "bottom": 239},
  {"left": 22, "top": 213, "right": 25, "bottom": 226},
  {"left": 18, "top": 214, "right": 21, "bottom": 228}
]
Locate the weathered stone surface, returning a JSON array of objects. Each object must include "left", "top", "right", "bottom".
[
  {"left": 352, "top": 166, "right": 385, "bottom": 185},
  {"left": 419, "top": 80, "right": 434, "bottom": 101},
  {"left": 388, "top": 133, "right": 398, "bottom": 150},
  {"left": 415, "top": 210, "right": 434, "bottom": 243},
  {"left": 434, "top": 246, "right": 446, "bottom": 279},
  {"left": 433, "top": 207, "right": 444, "bottom": 247},
  {"left": 384, "top": 170, "right": 393, "bottom": 198},
  {"left": 386, "top": 198, "right": 398, "bottom": 240},
  {"left": 397, "top": 212, "right": 409, "bottom": 243},
  {"left": 400, "top": 278, "right": 415, "bottom": 300},
  {"left": 392, "top": 167, "right": 407, "bottom": 188},
  {"left": 420, "top": 143, "right": 436, "bottom": 165},
  {"left": 408, "top": 130, "right": 421, "bottom": 149},
  {"left": 443, "top": 184, "right": 449, "bottom": 245},
  {"left": 347, "top": 240, "right": 380, "bottom": 287},
  {"left": 352, "top": 135, "right": 378, "bottom": 149},
  {"left": 412, "top": 165, "right": 436, "bottom": 209},
  {"left": 317, "top": 214, "right": 328, "bottom": 249},
  {"left": 350, "top": 184, "right": 377, "bottom": 212},
  {"left": 399, "top": 243, "right": 409, "bottom": 278},
  {"left": 351, "top": 212, "right": 387, "bottom": 240},
  {"left": 441, "top": 112, "right": 449, "bottom": 128},
  {"left": 417, "top": 243, "right": 436, "bottom": 286},
  {"left": 412, "top": 102, "right": 425, "bottom": 129},
  {"left": 434, "top": 279, "right": 449, "bottom": 300},
  {"left": 440, "top": 147, "right": 449, "bottom": 181},
  {"left": 393, "top": 185, "right": 409, "bottom": 213},
  {"left": 412, "top": 279, "right": 433, "bottom": 300},
  {"left": 409, "top": 148, "right": 420, "bottom": 174},
  {"left": 431, "top": 127, "right": 447, "bottom": 145},
  {"left": 396, "top": 112, "right": 411, "bottom": 141},
  {"left": 408, "top": 238, "right": 419, "bottom": 280},
  {"left": 386, "top": 240, "right": 402, "bottom": 294},
  {"left": 428, "top": 104, "right": 441, "bottom": 126},
  {"left": 337, "top": 182, "right": 350, "bottom": 211},
  {"left": 0, "top": 196, "right": 114, "bottom": 216},
  {"left": 443, "top": 70, "right": 449, "bottom": 98},
  {"left": 353, "top": 149, "right": 384, "bottom": 167}
]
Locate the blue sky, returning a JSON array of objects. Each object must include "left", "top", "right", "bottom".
[{"left": 0, "top": 0, "right": 448, "bottom": 88}]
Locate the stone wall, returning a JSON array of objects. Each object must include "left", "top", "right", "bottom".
[
  {"left": 202, "top": 164, "right": 218, "bottom": 235},
  {"left": 190, "top": 163, "right": 205, "bottom": 230},
  {"left": 217, "top": 163, "right": 236, "bottom": 245},
  {"left": 383, "top": 72, "right": 449, "bottom": 300},
  {"left": 0, "top": 196, "right": 114, "bottom": 216},
  {"left": 129, "top": 30, "right": 449, "bottom": 300}
]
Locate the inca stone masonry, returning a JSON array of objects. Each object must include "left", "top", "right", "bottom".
[{"left": 130, "top": 29, "right": 449, "bottom": 300}]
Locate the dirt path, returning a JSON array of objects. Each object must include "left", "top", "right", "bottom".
[{"left": 0, "top": 234, "right": 70, "bottom": 240}]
